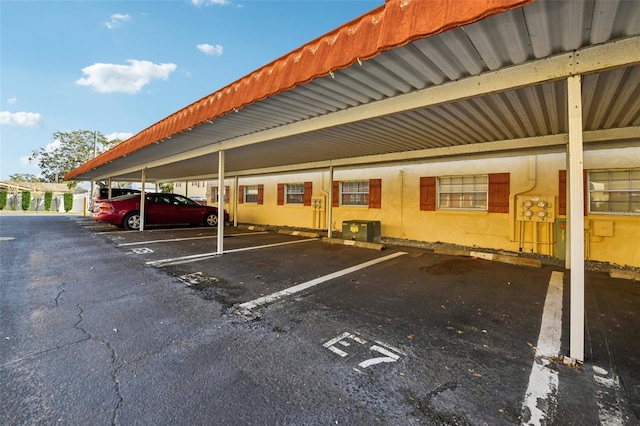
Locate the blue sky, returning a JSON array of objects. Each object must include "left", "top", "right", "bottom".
[{"left": 0, "top": 0, "right": 379, "bottom": 181}]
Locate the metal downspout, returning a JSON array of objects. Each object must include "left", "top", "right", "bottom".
[{"left": 509, "top": 156, "right": 537, "bottom": 247}]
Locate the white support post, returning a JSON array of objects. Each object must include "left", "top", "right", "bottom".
[
  {"left": 567, "top": 75, "right": 585, "bottom": 362},
  {"left": 217, "top": 151, "right": 225, "bottom": 255},
  {"left": 233, "top": 175, "right": 239, "bottom": 227},
  {"left": 89, "top": 181, "right": 94, "bottom": 216},
  {"left": 328, "top": 166, "right": 334, "bottom": 238},
  {"left": 140, "top": 169, "right": 147, "bottom": 231},
  {"left": 108, "top": 178, "right": 112, "bottom": 199}
]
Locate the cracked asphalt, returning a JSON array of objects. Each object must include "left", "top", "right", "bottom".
[{"left": 1, "top": 215, "right": 639, "bottom": 425}]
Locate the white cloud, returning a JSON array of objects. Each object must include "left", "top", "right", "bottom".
[
  {"left": 197, "top": 43, "right": 224, "bottom": 56},
  {"left": 106, "top": 13, "right": 131, "bottom": 29},
  {"left": 20, "top": 155, "right": 36, "bottom": 168},
  {"left": 0, "top": 111, "right": 42, "bottom": 127},
  {"left": 7, "top": 95, "right": 17, "bottom": 104},
  {"left": 105, "top": 132, "right": 133, "bottom": 141},
  {"left": 45, "top": 139, "right": 62, "bottom": 153},
  {"left": 75, "top": 60, "right": 177, "bottom": 94},
  {"left": 191, "top": 0, "right": 231, "bottom": 7}
]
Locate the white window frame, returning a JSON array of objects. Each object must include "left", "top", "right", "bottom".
[
  {"left": 284, "top": 183, "right": 304, "bottom": 205},
  {"left": 438, "top": 175, "right": 488, "bottom": 211},
  {"left": 341, "top": 181, "right": 369, "bottom": 207},
  {"left": 244, "top": 185, "right": 259, "bottom": 204},
  {"left": 588, "top": 169, "right": 640, "bottom": 215}
]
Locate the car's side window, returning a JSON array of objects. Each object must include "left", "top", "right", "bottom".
[
  {"left": 156, "top": 195, "right": 172, "bottom": 204},
  {"left": 173, "top": 195, "right": 196, "bottom": 206}
]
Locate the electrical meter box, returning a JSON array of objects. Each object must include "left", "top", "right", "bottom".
[
  {"left": 515, "top": 195, "right": 555, "bottom": 222},
  {"left": 341, "top": 220, "right": 381, "bottom": 242}
]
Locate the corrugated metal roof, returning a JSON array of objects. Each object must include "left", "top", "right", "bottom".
[{"left": 66, "top": 0, "right": 640, "bottom": 182}]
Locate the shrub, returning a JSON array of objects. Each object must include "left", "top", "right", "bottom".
[
  {"left": 22, "top": 191, "right": 31, "bottom": 211},
  {"left": 63, "top": 193, "right": 73, "bottom": 212},
  {"left": 44, "top": 191, "right": 53, "bottom": 211},
  {"left": 0, "top": 190, "right": 7, "bottom": 210}
]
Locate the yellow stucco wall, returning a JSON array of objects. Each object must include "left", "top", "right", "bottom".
[{"left": 226, "top": 148, "right": 639, "bottom": 267}]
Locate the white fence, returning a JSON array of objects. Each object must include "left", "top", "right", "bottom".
[{"left": 2, "top": 193, "right": 88, "bottom": 213}]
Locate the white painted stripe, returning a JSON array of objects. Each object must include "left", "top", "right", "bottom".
[
  {"left": 358, "top": 345, "right": 400, "bottom": 368},
  {"left": 593, "top": 367, "right": 625, "bottom": 426},
  {"left": 99, "top": 226, "right": 213, "bottom": 234},
  {"left": 536, "top": 271, "right": 564, "bottom": 357},
  {"left": 239, "top": 251, "right": 407, "bottom": 311},
  {"left": 351, "top": 336, "right": 368, "bottom": 345},
  {"left": 146, "top": 238, "right": 316, "bottom": 267},
  {"left": 373, "top": 340, "right": 406, "bottom": 356},
  {"left": 323, "top": 332, "right": 352, "bottom": 348},
  {"left": 119, "top": 231, "right": 268, "bottom": 246},
  {"left": 521, "top": 271, "right": 564, "bottom": 425},
  {"left": 327, "top": 346, "right": 348, "bottom": 357}
]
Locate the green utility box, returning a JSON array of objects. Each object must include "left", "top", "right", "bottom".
[{"left": 341, "top": 220, "right": 381, "bottom": 242}]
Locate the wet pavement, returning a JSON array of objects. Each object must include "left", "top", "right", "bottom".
[{"left": 1, "top": 214, "right": 638, "bottom": 425}]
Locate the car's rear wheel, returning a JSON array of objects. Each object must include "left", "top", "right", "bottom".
[
  {"left": 123, "top": 212, "right": 141, "bottom": 230},
  {"left": 204, "top": 212, "right": 218, "bottom": 227}
]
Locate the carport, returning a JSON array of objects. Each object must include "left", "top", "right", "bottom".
[{"left": 66, "top": 0, "right": 640, "bottom": 362}]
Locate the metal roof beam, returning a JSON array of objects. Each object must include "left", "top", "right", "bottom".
[{"left": 87, "top": 36, "right": 640, "bottom": 181}]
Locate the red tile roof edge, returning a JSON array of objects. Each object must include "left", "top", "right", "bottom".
[{"left": 66, "top": 0, "right": 533, "bottom": 180}]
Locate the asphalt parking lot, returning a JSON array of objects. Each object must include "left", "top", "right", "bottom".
[{"left": 2, "top": 215, "right": 639, "bottom": 425}]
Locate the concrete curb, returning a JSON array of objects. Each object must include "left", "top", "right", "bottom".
[
  {"left": 278, "top": 229, "right": 320, "bottom": 238},
  {"left": 434, "top": 247, "right": 542, "bottom": 268},
  {"left": 237, "top": 225, "right": 268, "bottom": 232},
  {"left": 610, "top": 269, "right": 640, "bottom": 281},
  {"left": 322, "top": 237, "right": 385, "bottom": 251}
]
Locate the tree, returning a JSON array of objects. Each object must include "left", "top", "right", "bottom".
[
  {"left": 8, "top": 173, "right": 44, "bottom": 182},
  {"left": 159, "top": 183, "right": 174, "bottom": 193},
  {"left": 30, "top": 130, "right": 122, "bottom": 190}
]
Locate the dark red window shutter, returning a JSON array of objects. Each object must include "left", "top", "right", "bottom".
[
  {"left": 303, "top": 182, "right": 313, "bottom": 206},
  {"left": 332, "top": 181, "right": 340, "bottom": 207},
  {"left": 559, "top": 170, "right": 567, "bottom": 216},
  {"left": 369, "top": 179, "right": 381, "bottom": 209},
  {"left": 238, "top": 186, "right": 244, "bottom": 204},
  {"left": 420, "top": 177, "right": 436, "bottom": 211},
  {"left": 559, "top": 170, "right": 587, "bottom": 216},
  {"left": 277, "top": 184, "right": 284, "bottom": 205},
  {"left": 257, "top": 184, "right": 264, "bottom": 205},
  {"left": 488, "top": 173, "right": 510, "bottom": 213}
]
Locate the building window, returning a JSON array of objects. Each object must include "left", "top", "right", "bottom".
[
  {"left": 212, "top": 186, "right": 228, "bottom": 203},
  {"left": 244, "top": 185, "right": 259, "bottom": 203},
  {"left": 438, "top": 175, "right": 488, "bottom": 210},
  {"left": 285, "top": 184, "right": 304, "bottom": 205},
  {"left": 341, "top": 181, "right": 369, "bottom": 206},
  {"left": 589, "top": 169, "right": 640, "bottom": 215}
]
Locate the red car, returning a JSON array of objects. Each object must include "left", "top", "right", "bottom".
[{"left": 91, "top": 193, "right": 229, "bottom": 230}]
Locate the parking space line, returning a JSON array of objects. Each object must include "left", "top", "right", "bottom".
[
  {"left": 97, "top": 226, "right": 219, "bottom": 234},
  {"left": 521, "top": 271, "right": 564, "bottom": 425},
  {"left": 238, "top": 251, "right": 407, "bottom": 312},
  {"left": 118, "top": 231, "right": 269, "bottom": 246},
  {"left": 146, "top": 238, "right": 317, "bottom": 267}
]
